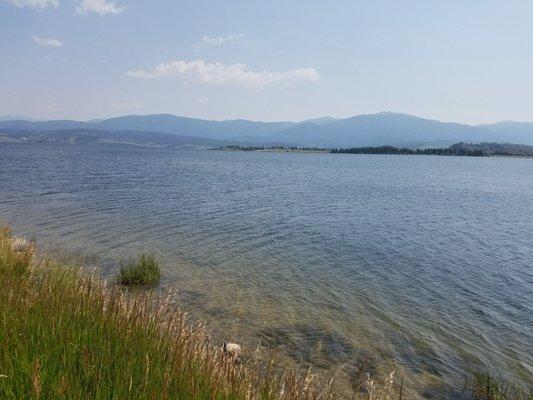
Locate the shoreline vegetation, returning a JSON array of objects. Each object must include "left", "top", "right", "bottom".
[
  {"left": 219, "top": 143, "right": 533, "bottom": 157},
  {"left": 1, "top": 227, "right": 530, "bottom": 399}
]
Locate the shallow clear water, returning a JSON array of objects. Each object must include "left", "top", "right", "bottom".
[{"left": 1, "top": 143, "right": 532, "bottom": 397}]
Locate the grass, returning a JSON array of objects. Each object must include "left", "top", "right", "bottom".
[
  {"left": 465, "top": 371, "right": 531, "bottom": 400},
  {"left": 119, "top": 253, "right": 161, "bottom": 286}
]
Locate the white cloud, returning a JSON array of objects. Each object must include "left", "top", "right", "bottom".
[
  {"left": 195, "top": 33, "right": 246, "bottom": 50},
  {"left": 76, "top": 0, "right": 124, "bottom": 15},
  {"left": 33, "top": 35, "right": 63, "bottom": 47},
  {"left": 126, "top": 60, "right": 320, "bottom": 90},
  {"left": 196, "top": 96, "right": 209, "bottom": 104},
  {"left": 112, "top": 102, "right": 143, "bottom": 110},
  {"left": 6, "top": 0, "right": 58, "bottom": 9}
]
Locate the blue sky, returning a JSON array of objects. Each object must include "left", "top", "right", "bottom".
[{"left": 1, "top": 0, "right": 532, "bottom": 123}]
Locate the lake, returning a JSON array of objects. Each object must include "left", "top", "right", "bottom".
[{"left": 0, "top": 142, "right": 531, "bottom": 397}]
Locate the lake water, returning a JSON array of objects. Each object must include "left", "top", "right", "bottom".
[{"left": 1, "top": 142, "right": 532, "bottom": 397}]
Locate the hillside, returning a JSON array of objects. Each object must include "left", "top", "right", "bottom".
[
  {"left": 477, "top": 121, "right": 533, "bottom": 145},
  {"left": 0, "top": 129, "right": 226, "bottom": 148},
  {"left": 0, "top": 115, "right": 295, "bottom": 141}
]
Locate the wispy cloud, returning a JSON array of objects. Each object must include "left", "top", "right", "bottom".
[
  {"left": 112, "top": 101, "right": 143, "bottom": 110},
  {"left": 126, "top": 60, "right": 320, "bottom": 90},
  {"left": 76, "top": 0, "right": 124, "bottom": 15},
  {"left": 33, "top": 35, "right": 63, "bottom": 47},
  {"left": 6, "top": 0, "right": 59, "bottom": 9},
  {"left": 196, "top": 96, "right": 209, "bottom": 104},
  {"left": 194, "top": 33, "right": 246, "bottom": 50}
]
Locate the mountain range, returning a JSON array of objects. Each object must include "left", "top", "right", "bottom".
[{"left": 1, "top": 112, "right": 532, "bottom": 148}]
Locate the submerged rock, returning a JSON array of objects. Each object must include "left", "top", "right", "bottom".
[{"left": 10, "top": 236, "right": 31, "bottom": 252}]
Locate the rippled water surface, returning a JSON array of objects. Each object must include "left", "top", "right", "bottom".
[{"left": 1, "top": 143, "right": 532, "bottom": 397}]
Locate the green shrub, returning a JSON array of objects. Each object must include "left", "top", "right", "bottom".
[{"left": 119, "top": 253, "right": 161, "bottom": 285}]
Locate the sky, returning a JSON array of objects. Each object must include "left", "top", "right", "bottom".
[{"left": 1, "top": 0, "right": 532, "bottom": 124}]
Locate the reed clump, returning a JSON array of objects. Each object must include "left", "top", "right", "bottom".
[
  {"left": 465, "top": 371, "right": 531, "bottom": 400},
  {"left": 119, "top": 253, "right": 161, "bottom": 286}
]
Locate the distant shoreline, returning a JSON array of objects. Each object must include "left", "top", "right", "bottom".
[
  {"left": 217, "top": 145, "right": 329, "bottom": 153},
  {"left": 218, "top": 143, "right": 533, "bottom": 158}
]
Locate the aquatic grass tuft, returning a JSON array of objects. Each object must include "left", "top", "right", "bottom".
[
  {"left": 465, "top": 370, "right": 531, "bottom": 400},
  {"left": 119, "top": 253, "right": 161, "bottom": 285}
]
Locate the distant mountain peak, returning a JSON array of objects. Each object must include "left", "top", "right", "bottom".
[
  {"left": 304, "top": 116, "right": 339, "bottom": 125},
  {"left": 374, "top": 111, "right": 414, "bottom": 117}
]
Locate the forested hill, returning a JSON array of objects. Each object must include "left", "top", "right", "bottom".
[{"left": 331, "top": 142, "right": 533, "bottom": 157}]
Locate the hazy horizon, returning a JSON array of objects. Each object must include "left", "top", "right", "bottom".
[{"left": 1, "top": 1, "right": 533, "bottom": 125}]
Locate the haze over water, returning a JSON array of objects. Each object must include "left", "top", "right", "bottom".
[{"left": 1, "top": 143, "right": 531, "bottom": 397}]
